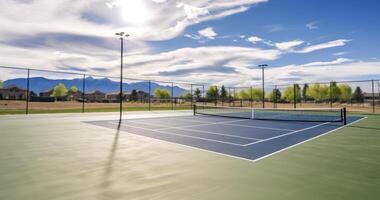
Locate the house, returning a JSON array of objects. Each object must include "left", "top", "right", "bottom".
[
  {"left": 39, "top": 89, "right": 54, "bottom": 97},
  {"left": 84, "top": 91, "right": 106, "bottom": 102},
  {"left": 136, "top": 90, "right": 150, "bottom": 101},
  {"left": 363, "top": 92, "right": 380, "bottom": 104},
  {"left": 67, "top": 90, "right": 83, "bottom": 101},
  {"left": 106, "top": 92, "right": 130, "bottom": 103},
  {"left": 0, "top": 85, "right": 27, "bottom": 100}
]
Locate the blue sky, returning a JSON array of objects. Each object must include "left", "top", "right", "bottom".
[{"left": 0, "top": 0, "right": 379, "bottom": 87}]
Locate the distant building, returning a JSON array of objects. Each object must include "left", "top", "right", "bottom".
[
  {"left": 0, "top": 85, "right": 27, "bottom": 100},
  {"left": 136, "top": 90, "right": 150, "bottom": 101},
  {"left": 67, "top": 90, "right": 83, "bottom": 101},
  {"left": 106, "top": 92, "right": 130, "bottom": 102},
  {"left": 39, "top": 89, "right": 54, "bottom": 97},
  {"left": 363, "top": 92, "right": 380, "bottom": 104},
  {"left": 85, "top": 91, "right": 106, "bottom": 102}
]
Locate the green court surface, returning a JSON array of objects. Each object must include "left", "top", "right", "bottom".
[{"left": 0, "top": 112, "right": 379, "bottom": 200}]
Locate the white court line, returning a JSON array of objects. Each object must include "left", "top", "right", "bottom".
[
  {"left": 155, "top": 119, "right": 249, "bottom": 131},
  {"left": 171, "top": 117, "right": 295, "bottom": 132},
  {"left": 251, "top": 116, "right": 368, "bottom": 163},
  {"left": 242, "top": 122, "right": 332, "bottom": 146},
  {"left": 109, "top": 122, "right": 248, "bottom": 146},
  {"left": 222, "top": 123, "right": 295, "bottom": 132},
  {"left": 125, "top": 119, "right": 261, "bottom": 141}
]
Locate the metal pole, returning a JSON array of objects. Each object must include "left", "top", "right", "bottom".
[
  {"left": 274, "top": 85, "right": 277, "bottom": 108},
  {"left": 190, "top": 84, "right": 193, "bottom": 109},
  {"left": 293, "top": 83, "right": 296, "bottom": 108},
  {"left": 119, "top": 37, "right": 123, "bottom": 120},
  {"left": 262, "top": 67, "right": 265, "bottom": 108},
  {"left": 202, "top": 84, "right": 205, "bottom": 105},
  {"left": 250, "top": 86, "right": 253, "bottom": 108},
  {"left": 372, "top": 80, "right": 375, "bottom": 113},
  {"left": 171, "top": 82, "right": 174, "bottom": 110},
  {"left": 82, "top": 74, "right": 85, "bottom": 113},
  {"left": 26, "top": 68, "right": 30, "bottom": 114},
  {"left": 148, "top": 80, "right": 151, "bottom": 111},
  {"left": 330, "top": 82, "right": 333, "bottom": 110}
]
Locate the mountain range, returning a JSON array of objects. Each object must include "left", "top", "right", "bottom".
[{"left": 3, "top": 77, "right": 187, "bottom": 97}]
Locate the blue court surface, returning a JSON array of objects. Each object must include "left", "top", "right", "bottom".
[{"left": 86, "top": 115, "right": 363, "bottom": 161}]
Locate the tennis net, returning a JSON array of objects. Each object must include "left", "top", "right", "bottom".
[{"left": 194, "top": 105, "right": 347, "bottom": 124}]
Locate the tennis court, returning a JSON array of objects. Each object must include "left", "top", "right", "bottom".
[{"left": 86, "top": 105, "right": 363, "bottom": 161}]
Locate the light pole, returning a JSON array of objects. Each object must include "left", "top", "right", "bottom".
[
  {"left": 115, "top": 32, "right": 129, "bottom": 120},
  {"left": 258, "top": 64, "right": 268, "bottom": 108}
]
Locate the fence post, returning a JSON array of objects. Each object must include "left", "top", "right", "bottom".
[
  {"left": 250, "top": 86, "right": 253, "bottom": 108},
  {"left": 202, "top": 84, "right": 205, "bottom": 105},
  {"left": 171, "top": 82, "right": 174, "bottom": 110},
  {"left": 372, "top": 80, "right": 375, "bottom": 113},
  {"left": 190, "top": 84, "right": 193, "bottom": 109},
  {"left": 148, "top": 80, "right": 151, "bottom": 111},
  {"left": 82, "top": 74, "right": 85, "bottom": 113},
  {"left": 330, "top": 81, "right": 333, "bottom": 110},
  {"left": 26, "top": 68, "right": 30, "bottom": 115},
  {"left": 293, "top": 83, "right": 296, "bottom": 108},
  {"left": 274, "top": 85, "right": 277, "bottom": 108}
]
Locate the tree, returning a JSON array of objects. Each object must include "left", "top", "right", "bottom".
[
  {"left": 352, "top": 86, "right": 364, "bottom": 103},
  {"left": 130, "top": 89, "right": 138, "bottom": 101},
  {"left": 302, "top": 84, "right": 309, "bottom": 100},
  {"left": 329, "top": 82, "right": 341, "bottom": 102},
  {"left": 194, "top": 88, "right": 202, "bottom": 100},
  {"left": 266, "top": 88, "right": 281, "bottom": 101},
  {"left": 180, "top": 92, "right": 192, "bottom": 99},
  {"left": 238, "top": 88, "right": 251, "bottom": 99},
  {"left": 251, "top": 88, "right": 264, "bottom": 99},
  {"left": 281, "top": 84, "right": 301, "bottom": 102},
  {"left": 206, "top": 86, "right": 219, "bottom": 99},
  {"left": 338, "top": 84, "right": 352, "bottom": 102},
  {"left": 154, "top": 88, "right": 170, "bottom": 99},
  {"left": 306, "top": 83, "right": 329, "bottom": 101},
  {"left": 52, "top": 83, "right": 68, "bottom": 97},
  {"left": 220, "top": 85, "right": 227, "bottom": 100},
  {"left": 0, "top": 80, "right": 3, "bottom": 88},
  {"left": 70, "top": 85, "right": 78, "bottom": 93}
]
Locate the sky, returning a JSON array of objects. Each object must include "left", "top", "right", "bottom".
[{"left": 0, "top": 0, "right": 380, "bottom": 87}]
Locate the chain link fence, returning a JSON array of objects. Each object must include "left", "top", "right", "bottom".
[{"left": 0, "top": 66, "right": 379, "bottom": 114}]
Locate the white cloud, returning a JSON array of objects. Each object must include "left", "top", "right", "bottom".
[
  {"left": 267, "top": 60, "right": 380, "bottom": 86},
  {"left": 275, "top": 40, "right": 304, "bottom": 51},
  {"left": 297, "top": 39, "right": 351, "bottom": 53},
  {"left": 333, "top": 51, "right": 350, "bottom": 56},
  {"left": 198, "top": 27, "right": 217, "bottom": 39},
  {"left": 0, "top": 0, "right": 267, "bottom": 42},
  {"left": 306, "top": 21, "right": 318, "bottom": 30},
  {"left": 300, "top": 58, "right": 354, "bottom": 67},
  {"left": 246, "top": 36, "right": 263, "bottom": 44}
]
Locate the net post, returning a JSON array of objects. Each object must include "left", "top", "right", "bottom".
[{"left": 343, "top": 107, "right": 347, "bottom": 125}]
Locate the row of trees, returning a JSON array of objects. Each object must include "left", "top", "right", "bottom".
[
  {"left": 0, "top": 79, "right": 368, "bottom": 103},
  {"left": 160, "top": 83, "right": 365, "bottom": 103}
]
